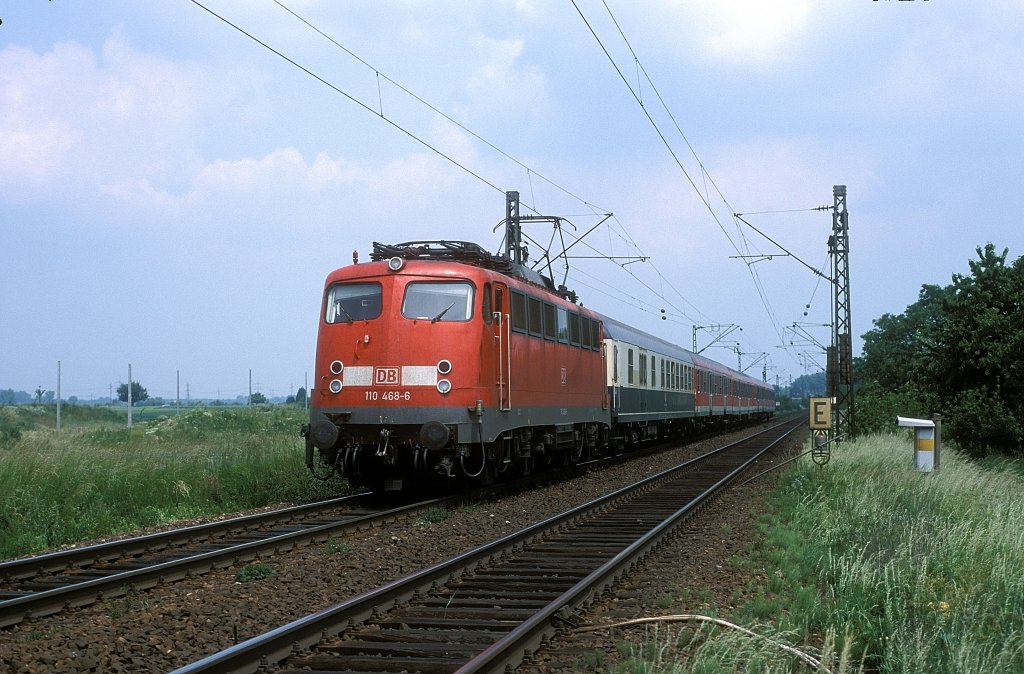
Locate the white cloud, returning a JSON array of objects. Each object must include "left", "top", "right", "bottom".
[
  {"left": 695, "top": 0, "right": 813, "bottom": 63},
  {"left": 0, "top": 34, "right": 207, "bottom": 200}
]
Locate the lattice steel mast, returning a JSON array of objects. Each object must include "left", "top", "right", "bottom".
[{"left": 828, "top": 185, "right": 855, "bottom": 439}]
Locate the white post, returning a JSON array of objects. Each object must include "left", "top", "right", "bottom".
[
  {"left": 127, "top": 363, "right": 133, "bottom": 428},
  {"left": 56, "top": 360, "right": 62, "bottom": 431}
]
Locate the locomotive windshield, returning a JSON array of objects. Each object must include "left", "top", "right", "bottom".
[
  {"left": 402, "top": 282, "right": 474, "bottom": 322},
  {"left": 325, "top": 282, "right": 382, "bottom": 323}
]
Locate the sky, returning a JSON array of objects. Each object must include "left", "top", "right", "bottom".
[{"left": 2, "top": 0, "right": 1022, "bottom": 402}]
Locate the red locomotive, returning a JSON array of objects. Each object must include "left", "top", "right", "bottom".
[{"left": 303, "top": 195, "right": 774, "bottom": 492}]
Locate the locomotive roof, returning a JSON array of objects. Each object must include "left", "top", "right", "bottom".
[{"left": 370, "top": 240, "right": 576, "bottom": 302}]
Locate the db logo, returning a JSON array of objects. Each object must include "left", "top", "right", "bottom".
[{"left": 374, "top": 367, "right": 400, "bottom": 385}]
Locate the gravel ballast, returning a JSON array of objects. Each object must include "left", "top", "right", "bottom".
[{"left": 0, "top": 422, "right": 797, "bottom": 673}]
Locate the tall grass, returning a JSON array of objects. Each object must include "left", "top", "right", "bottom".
[
  {"left": 615, "top": 434, "right": 1023, "bottom": 673},
  {"left": 0, "top": 406, "right": 344, "bottom": 558},
  {"left": 733, "top": 433, "right": 1024, "bottom": 673}
]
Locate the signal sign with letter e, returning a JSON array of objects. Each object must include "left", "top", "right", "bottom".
[{"left": 809, "top": 397, "right": 832, "bottom": 430}]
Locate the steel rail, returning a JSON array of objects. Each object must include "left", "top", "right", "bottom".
[
  {"left": 170, "top": 418, "right": 801, "bottom": 674},
  {"left": 0, "top": 493, "right": 372, "bottom": 581},
  {"left": 459, "top": 419, "right": 801, "bottom": 673},
  {"left": 0, "top": 494, "right": 448, "bottom": 628}
]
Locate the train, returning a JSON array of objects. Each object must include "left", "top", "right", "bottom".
[{"left": 302, "top": 201, "right": 774, "bottom": 492}]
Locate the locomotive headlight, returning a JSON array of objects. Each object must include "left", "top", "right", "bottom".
[
  {"left": 329, "top": 379, "right": 343, "bottom": 394},
  {"left": 436, "top": 359, "right": 452, "bottom": 375},
  {"left": 330, "top": 360, "right": 344, "bottom": 375},
  {"left": 436, "top": 379, "right": 452, "bottom": 394},
  {"left": 387, "top": 256, "right": 404, "bottom": 271}
]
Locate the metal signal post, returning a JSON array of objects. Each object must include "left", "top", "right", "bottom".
[{"left": 828, "top": 185, "right": 855, "bottom": 439}]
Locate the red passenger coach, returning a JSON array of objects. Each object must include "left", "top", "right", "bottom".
[{"left": 304, "top": 241, "right": 610, "bottom": 492}]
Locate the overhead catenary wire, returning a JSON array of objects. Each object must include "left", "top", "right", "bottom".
[
  {"left": 270, "top": 0, "right": 716, "bottom": 327},
  {"left": 574, "top": 0, "right": 840, "bottom": 369},
  {"left": 194, "top": 0, "right": 783, "bottom": 372},
  {"left": 189, "top": 0, "right": 505, "bottom": 196}
]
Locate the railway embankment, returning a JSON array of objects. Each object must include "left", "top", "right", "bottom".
[{"left": 531, "top": 433, "right": 1023, "bottom": 673}]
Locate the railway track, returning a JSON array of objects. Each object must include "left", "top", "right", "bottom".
[
  {"left": 0, "top": 417, "right": 772, "bottom": 631},
  {"left": 0, "top": 492, "right": 448, "bottom": 629},
  {"left": 173, "top": 417, "right": 802, "bottom": 674}
]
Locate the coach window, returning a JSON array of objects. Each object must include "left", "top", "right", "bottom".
[
  {"left": 527, "top": 296, "right": 543, "bottom": 337},
  {"left": 402, "top": 282, "right": 474, "bottom": 322},
  {"left": 569, "top": 311, "right": 581, "bottom": 346},
  {"left": 581, "top": 316, "right": 593, "bottom": 349},
  {"left": 482, "top": 283, "right": 492, "bottom": 324},
  {"left": 627, "top": 348, "right": 635, "bottom": 385},
  {"left": 543, "top": 303, "right": 557, "bottom": 341},
  {"left": 639, "top": 353, "right": 647, "bottom": 386},
  {"left": 510, "top": 290, "right": 527, "bottom": 332},
  {"left": 652, "top": 357, "right": 656, "bottom": 389},
  {"left": 326, "top": 282, "right": 382, "bottom": 323},
  {"left": 556, "top": 307, "right": 569, "bottom": 343}
]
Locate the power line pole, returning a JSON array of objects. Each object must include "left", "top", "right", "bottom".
[
  {"left": 828, "top": 185, "right": 855, "bottom": 439},
  {"left": 56, "top": 360, "right": 62, "bottom": 431},
  {"left": 127, "top": 363, "right": 133, "bottom": 429}
]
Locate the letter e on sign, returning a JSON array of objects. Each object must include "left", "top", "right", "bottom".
[{"left": 809, "top": 397, "right": 832, "bottom": 430}]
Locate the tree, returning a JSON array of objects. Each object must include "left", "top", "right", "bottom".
[
  {"left": 857, "top": 243, "right": 1024, "bottom": 454},
  {"left": 295, "top": 387, "right": 307, "bottom": 405},
  {"left": 117, "top": 381, "right": 149, "bottom": 406},
  {"left": 249, "top": 392, "right": 268, "bottom": 405}
]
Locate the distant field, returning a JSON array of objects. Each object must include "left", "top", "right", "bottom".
[{"left": 0, "top": 404, "right": 346, "bottom": 558}]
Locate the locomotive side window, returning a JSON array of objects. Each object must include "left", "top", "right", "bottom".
[
  {"left": 556, "top": 307, "right": 569, "bottom": 343},
  {"left": 527, "top": 297, "right": 543, "bottom": 337},
  {"left": 483, "top": 283, "right": 492, "bottom": 324},
  {"left": 591, "top": 320, "right": 601, "bottom": 351},
  {"left": 402, "top": 282, "right": 474, "bottom": 322},
  {"left": 543, "top": 303, "right": 557, "bottom": 341},
  {"left": 569, "top": 312, "right": 581, "bottom": 346},
  {"left": 325, "top": 282, "right": 382, "bottom": 323},
  {"left": 581, "top": 316, "right": 593, "bottom": 349},
  {"left": 510, "top": 290, "right": 527, "bottom": 332}
]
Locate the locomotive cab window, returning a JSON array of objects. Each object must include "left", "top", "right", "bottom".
[
  {"left": 402, "top": 281, "right": 474, "bottom": 322},
  {"left": 325, "top": 282, "right": 382, "bottom": 323}
]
